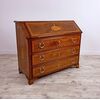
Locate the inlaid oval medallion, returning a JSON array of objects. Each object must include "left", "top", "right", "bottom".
[{"left": 51, "top": 24, "right": 61, "bottom": 31}]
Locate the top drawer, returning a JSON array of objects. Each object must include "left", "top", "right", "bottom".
[{"left": 32, "top": 34, "right": 81, "bottom": 53}]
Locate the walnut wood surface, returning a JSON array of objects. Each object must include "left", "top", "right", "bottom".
[
  {"left": 15, "top": 23, "right": 30, "bottom": 78},
  {"left": 25, "top": 21, "right": 82, "bottom": 38},
  {"left": 32, "top": 46, "right": 80, "bottom": 65},
  {"left": 32, "top": 34, "right": 81, "bottom": 53},
  {"left": 14, "top": 20, "right": 82, "bottom": 85},
  {"left": 33, "top": 56, "right": 79, "bottom": 77}
]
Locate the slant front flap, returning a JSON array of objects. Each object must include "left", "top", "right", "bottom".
[{"left": 25, "top": 21, "right": 82, "bottom": 38}]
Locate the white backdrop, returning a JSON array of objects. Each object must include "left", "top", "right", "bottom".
[{"left": 0, "top": 0, "right": 100, "bottom": 55}]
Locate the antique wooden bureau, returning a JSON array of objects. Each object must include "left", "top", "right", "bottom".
[{"left": 14, "top": 20, "right": 82, "bottom": 85}]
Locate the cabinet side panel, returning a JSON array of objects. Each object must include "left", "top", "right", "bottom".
[
  {"left": 15, "top": 23, "right": 31, "bottom": 79},
  {"left": 78, "top": 33, "right": 82, "bottom": 65}
]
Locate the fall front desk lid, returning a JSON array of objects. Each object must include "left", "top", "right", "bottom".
[{"left": 15, "top": 20, "right": 82, "bottom": 38}]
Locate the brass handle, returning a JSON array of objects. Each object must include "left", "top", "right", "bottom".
[
  {"left": 39, "top": 42, "right": 45, "bottom": 49},
  {"left": 40, "top": 66, "right": 45, "bottom": 74},
  {"left": 40, "top": 55, "right": 45, "bottom": 61}
]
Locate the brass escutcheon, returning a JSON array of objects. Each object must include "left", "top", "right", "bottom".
[
  {"left": 39, "top": 42, "right": 45, "bottom": 49},
  {"left": 40, "top": 66, "right": 45, "bottom": 74},
  {"left": 40, "top": 55, "right": 45, "bottom": 61}
]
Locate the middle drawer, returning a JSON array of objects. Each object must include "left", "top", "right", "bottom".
[{"left": 32, "top": 46, "right": 79, "bottom": 65}]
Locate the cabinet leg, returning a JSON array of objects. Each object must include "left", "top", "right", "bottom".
[
  {"left": 18, "top": 67, "right": 22, "bottom": 74},
  {"left": 76, "top": 64, "right": 79, "bottom": 68},
  {"left": 28, "top": 79, "right": 34, "bottom": 85}
]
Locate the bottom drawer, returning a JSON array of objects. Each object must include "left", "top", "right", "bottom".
[{"left": 33, "top": 56, "right": 79, "bottom": 77}]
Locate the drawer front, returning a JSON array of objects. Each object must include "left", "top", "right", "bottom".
[
  {"left": 33, "top": 56, "right": 78, "bottom": 77},
  {"left": 32, "top": 46, "right": 80, "bottom": 65},
  {"left": 32, "top": 34, "right": 81, "bottom": 53}
]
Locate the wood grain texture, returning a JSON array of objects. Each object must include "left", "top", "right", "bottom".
[
  {"left": 33, "top": 56, "right": 79, "bottom": 77},
  {"left": 14, "top": 20, "right": 82, "bottom": 85},
  {"left": 15, "top": 23, "right": 32, "bottom": 80},
  {"left": 25, "top": 21, "right": 82, "bottom": 37},
  {"left": 32, "top": 46, "right": 79, "bottom": 65},
  {"left": 32, "top": 34, "right": 81, "bottom": 53}
]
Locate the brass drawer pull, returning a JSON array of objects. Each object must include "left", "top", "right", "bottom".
[
  {"left": 40, "top": 66, "right": 45, "bottom": 74},
  {"left": 40, "top": 55, "right": 45, "bottom": 61},
  {"left": 39, "top": 42, "right": 45, "bottom": 49}
]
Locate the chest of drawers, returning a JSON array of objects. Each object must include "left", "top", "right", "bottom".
[{"left": 14, "top": 20, "right": 82, "bottom": 85}]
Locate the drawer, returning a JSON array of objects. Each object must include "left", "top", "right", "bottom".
[
  {"left": 32, "top": 46, "right": 80, "bottom": 65},
  {"left": 32, "top": 34, "right": 81, "bottom": 52},
  {"left": 33, "top": 56, "right": 78, "bottom": 77}
]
